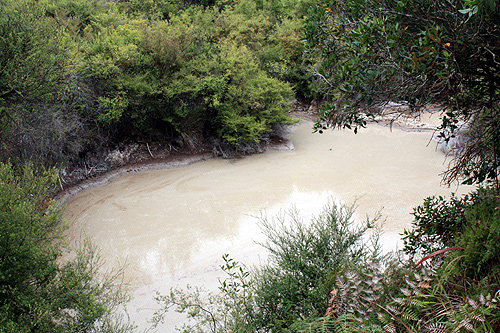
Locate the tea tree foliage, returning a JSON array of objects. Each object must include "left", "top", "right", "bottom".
[
  {"left": 251, "top": 203, "right": 382, "bottom": 330},
  {"left": 0, "top": 162, "right": 132, "bottom": 332},
  {"left": 0, "top": 0, "right": 66, "bottom": 101},
  {"left": 0, "top": 163, "right": 61, "bottom": 330}
]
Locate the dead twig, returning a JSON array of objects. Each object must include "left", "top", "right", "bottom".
[{"left": 147, "top": 143, "right": 154, "bottom": 157}]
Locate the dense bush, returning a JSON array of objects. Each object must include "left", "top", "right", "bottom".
[
  {"left": 1, "top": 0, "right": 313, "bottom": 168},
  {"left": 0, "top": 0, "right": 66, "bottom": 101},
  {"left": 0, "top": 162, "right": 132, "bottom": 332},
  {"left": 0, "top": 0, "right": 313, "bottom": 329},
  {"left": 6, "top": 0, "right": 500, "bottom": 332},
  {"left": 403, "top": 187, "right": 500, "bottom": 281},
  {"left": 452, "top": 188, "right": 500, "bottom": 279},
  {"left": 0, "top": 0, "right": 84, "bottom": 166},
  {"left": 402, "top": 194, "right": 473, "bottom": 256}
]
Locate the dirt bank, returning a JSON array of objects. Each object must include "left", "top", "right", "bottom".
[{"left": 55, "top": 137, "right": 295, "bottom": 205}]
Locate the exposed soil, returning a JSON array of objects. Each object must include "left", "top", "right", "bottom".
[{"left": 55, "top": 131, "right": 295, "bottom": 205}]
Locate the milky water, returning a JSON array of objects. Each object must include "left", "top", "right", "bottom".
[{"left": 63, "top": 120, "right": 469, "bottom": 331}]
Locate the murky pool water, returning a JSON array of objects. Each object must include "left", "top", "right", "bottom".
[{"left": 63, "top": 120, "right": 469, "bottom": 331}]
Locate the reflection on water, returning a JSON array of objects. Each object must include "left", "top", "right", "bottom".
[{"left": 63, "top": 121, "right": 469, "bottom": 331}]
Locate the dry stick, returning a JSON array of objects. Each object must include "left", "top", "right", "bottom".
[
  {"left": 58, "top": 175, "right": 63, "bottom": 191},
  {"left": 147, "top": 143, "right": 154, "bottom": 157}
]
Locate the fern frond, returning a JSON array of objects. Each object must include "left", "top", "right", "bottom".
[
  {"left": 385, "top": 305, "right": 402, "bottom": 316},
  {"left": 400, "top": 288, "right": 413, "bottom": 297},
  {"left": 467, "top": 297, "right": 479, "bottom": 310},
  {"left": 382, "top": 322, "right": 396, "bottom": 333},
  {"left": 392, "top": 297, "right": 405, "bottom": 306},
  {"left": 460, "top": 318, "right": 474, "bottom": 332},
  {"left": 401, "top": 309, "right": 419, "bottom": 322},
  {"left": 470, "top": 314, "right": 485, "bottom": 322},
  {"left": 345, "top": 270, "right": 358, "bottom": 281},
  {"left": 479, "top": 293, "right": 486, "bottom": 305},
  {"left": 424, "top": 322, "right": 447, "bottom": 333}
]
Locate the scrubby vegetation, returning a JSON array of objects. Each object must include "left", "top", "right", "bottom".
[
  {"left": 0, "top": 0, "right": 312, "bottom": 330},
  {"left": 0, "top": 0, "right": 313, "bottom": 172},
  {"left": 152, "top": 0, "right": 500, "bottom": 331},
  {"left": 0, "top": 162, "right": 132, "bottom": 332}
]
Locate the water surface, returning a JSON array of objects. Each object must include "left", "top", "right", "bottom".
[{"left": 63, "top": 121, "right": 468, "bottom": 330}]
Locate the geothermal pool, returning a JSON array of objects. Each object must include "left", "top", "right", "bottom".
[{"left": 63, "top": 120, "right": 468, "bottom": 331}]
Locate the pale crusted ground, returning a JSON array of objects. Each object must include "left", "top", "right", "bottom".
[
  {"left": 374, "top": 104, "right": 445, "bottom": 132},
  {"left": 292, "top": 99, "right": 446, "bottom": 132}
]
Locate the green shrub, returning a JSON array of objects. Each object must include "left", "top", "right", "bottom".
[
  {"left": 0, "top": 0, "right": 66, "bottom": 101},
  {"left": 402, "top": 194, "right": 473, "bottom": 256},
  {"left": 250, "top": 201, "right": 382, "bottom": 330},
  {"left": 0, "top": 162, "right": 132, "bottom": 332},
  {"left": 450, "top": 187, "right": 500, "bottom": 280},
  {"left": 403, "top": 187, "right": 500, "bottom": 281}
]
